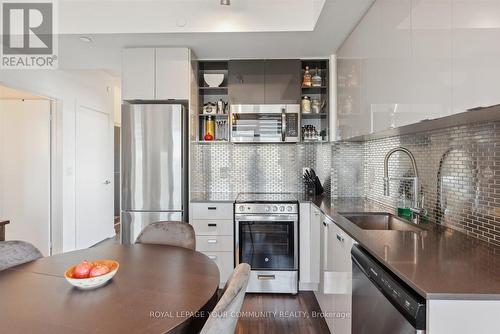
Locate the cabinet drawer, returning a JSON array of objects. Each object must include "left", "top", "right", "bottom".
[
  {"left": 191, "top": 203, "right": 233, "bottom": 220},
  {"left": 192, "top": 220, "right": 233, "bottom": 236},
  {"left": 203, "top": 251, "right": 234, "bottom": 284},
  {"left": 196, "top": 235, "right": 233, "bottom": 252}
]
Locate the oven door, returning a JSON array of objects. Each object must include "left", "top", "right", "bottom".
[{"left": 235, "top": 214, "right": 298, "bottom": 271}]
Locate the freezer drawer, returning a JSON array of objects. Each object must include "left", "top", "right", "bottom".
[{"left": 121, "top": 211, "right": 183, "bottom": 244}]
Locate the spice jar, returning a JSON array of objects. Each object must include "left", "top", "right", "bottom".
[
  {"left": 312, "top": 68, "right": 322, "bottom": 87},
  {"left": 205, "top": 116, "right": 215, "bottom": 141},
  {"left": 301, "top": 96, "right": 311, "bottom": 113},
  {"left": 311, "top": 99, "right": 321, "bottom": 114},
  {"left": 302, "top": 66, "right": 312, "bottom": 87}
]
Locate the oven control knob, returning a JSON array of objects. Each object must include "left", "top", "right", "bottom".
[
  {"left": 287, "top": 206, "right": 292, "bottom": 212},
  {"left": 265, "top": 206, "right": 270, "bottom": 212},
  {"left": 279, "top": 206, "right": 285, "bottom": 212},
  {"left": 272, "top": 205, "right": 278, "bottom": 212},
  {"left": 239, "top": 205, "right": 245, "bottom": 212}
]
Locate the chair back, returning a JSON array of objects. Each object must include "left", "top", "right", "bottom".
[
  {"left": 135, "top": 221, "right": 196, "bottom": 250},
  {"left": 0, "top": 241, "right": 43, "bottom": 271},
  {"left": 200, "top": 263, "right": 251, "bottom": 334}
]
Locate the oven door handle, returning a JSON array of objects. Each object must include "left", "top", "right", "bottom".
[{"left": 234, "top": 215, "right": 298, "bottom": 222}]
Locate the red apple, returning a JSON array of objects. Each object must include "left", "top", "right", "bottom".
[
  {"left": 73, "top": 260, "right": 93, "bottom": 278},
  {"left": 89, "top": 264, "right": 110, "bottom": 277}
]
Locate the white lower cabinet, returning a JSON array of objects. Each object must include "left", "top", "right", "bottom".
[
  {"left": 195, "top": 235, "right": 233, "bottom": 252},
  {"left": 299, "top": 203, "right": 322, "bottom": 291},
  {"left": 190, "top": 201, "right": 234, "bottom": 288},
  {"left": 202, "top": 251, "right": 234, "bottom": 286},
  {"left": 315, "top": 214, "right": 354, "bottom": 334}
]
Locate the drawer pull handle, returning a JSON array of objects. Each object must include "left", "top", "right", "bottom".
[
  {"left": 257, "top": 275, "right": 276, "bottom": 281},
  {"left": 208, "top": 223, "right": 217, "bottom": 227},
  {"left": 208, "top": 255, "right": 217, "bottom": 260},
  {"left": 336, "top": 234, "right": 344, "bottom": 243},
  {"left": 208, "top": 207, "right": 217, "bottom": 210},
  {"left": 207, "top": 239, "right": 218, "bottom": 244}
]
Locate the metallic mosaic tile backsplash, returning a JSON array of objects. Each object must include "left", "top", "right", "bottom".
[
  {"left": 331, "top": 142, "right": 365, "bottom": 198},
  {"left": 191, "top": 143, "right": 332, "bottom": 195},
  {"left": 336, "top": 121, "right": 500, "bottom": 247},
  {"left": 191, "top": 121, "right": 500, "bottom": 247}
]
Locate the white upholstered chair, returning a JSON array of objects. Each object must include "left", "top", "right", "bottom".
[
  {"left": 0, "top": 241, "right": 43, "bottom": 271},
  {"left": 200, "top": 263, "right": 251, "bottom": 334},
  {"left": 135, "top": 221, "right": 196, "bottom": 250}
]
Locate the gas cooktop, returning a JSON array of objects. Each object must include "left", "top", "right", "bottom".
[{"left": 235, "top": 192, "right": 298, "bottom": 203}]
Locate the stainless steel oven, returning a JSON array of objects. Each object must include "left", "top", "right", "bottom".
[
  {"left": 230, "top": 104, "right": 300, "bottom": 143},
  {"left": 234, "top": 197, "right": 299, "bottom": 294}
]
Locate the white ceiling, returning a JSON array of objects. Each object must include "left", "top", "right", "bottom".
[
  {"left": 59, "top": 0, "right": 326, "bottom": 34},
  {"left": 57, "top": 0, "right": 375, "bottom": 76}
]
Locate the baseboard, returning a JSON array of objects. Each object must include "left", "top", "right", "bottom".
[{"left": 299, "top": 282, "right": 319, "bottom": 291}]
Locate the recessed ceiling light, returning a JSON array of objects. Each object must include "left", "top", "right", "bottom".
[
  {"left": 79, "top": 36, "right": 92, "bottom": 43},
  {"left": 220, "top": 0, "right": 230, "bottom": 5}
]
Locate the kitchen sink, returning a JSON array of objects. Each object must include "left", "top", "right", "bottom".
[{"left": 340, "top": 212, "right": 424, "bottom": 232}]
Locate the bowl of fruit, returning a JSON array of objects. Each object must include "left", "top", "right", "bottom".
[{"left": 65, "top": 260, "right": 119, "bottom": 289}]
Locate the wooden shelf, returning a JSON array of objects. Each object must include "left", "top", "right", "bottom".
[
  {"left": 198, "top": 114, "right": 229, "bottom": 118},
  {"left": 199, "top": 86, "right": 228, "bottom": 90},
  {"left": 195, "top": 140, "right": 230, "bottom": 144},
  {"left": 302, "top": 139, "right": 328, "bottom": 143},
  {"left": 301, "top": 113, "right": 328, "bottom": 118}
]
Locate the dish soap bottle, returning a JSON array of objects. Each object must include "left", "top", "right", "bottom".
[{"left": 397, "top": 195, "right": 412, "bottom": 221}]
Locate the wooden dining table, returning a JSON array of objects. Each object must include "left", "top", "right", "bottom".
[{"left": 0, "top": 243, "right": 220, "bottom": 334}]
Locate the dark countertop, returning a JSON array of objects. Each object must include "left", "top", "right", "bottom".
[
  {"left": 0, "top": 220, "right": 9, "bottom": 226},
  {"left": 305, "top": 195, "right": 500, "bottom": 300},
  {"left": 190, "top": 192, "right": 500, "bottom": 300}
]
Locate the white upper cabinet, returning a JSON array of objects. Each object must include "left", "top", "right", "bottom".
[
  {"left": 155, "top": 48, "right": 190, "bottom": 100},
  {"left": 336, "top": 0, "right": 500, "bottom": 140},
  {"left": 122, "top": 47, "right": 190, "bottom": 101},
  {"left": 122, "top": 48, "right": 155, "bottom": 100}
]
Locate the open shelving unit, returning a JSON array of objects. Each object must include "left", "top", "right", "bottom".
[
  {"left": 197, "top": 61, "right": 230, "bottom": 142},
  {"left": 300, "top": 59, "right": 330, "bottom": 142},
  {"left": 194, "top": 59, "right": 331, "bottom": 143}
]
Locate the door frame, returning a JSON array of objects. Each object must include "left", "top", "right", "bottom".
[{"left": 0, "top": 83, "right": 57, "bottom": 255}]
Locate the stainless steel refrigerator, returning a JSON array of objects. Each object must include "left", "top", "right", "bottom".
[{"left": 121, "top": 103, "right": 188, "bottom": 244}]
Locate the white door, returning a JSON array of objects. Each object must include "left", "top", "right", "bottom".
[
  {"left": 76, "top": 105, "right": 114, "bottom": 249},
  {"left": 0, "top": 100, "right": 51, "bottom": 255}
]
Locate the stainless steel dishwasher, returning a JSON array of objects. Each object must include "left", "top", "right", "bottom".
[{"left": 351, "top": 245, "right": 426, "bottom": 334}]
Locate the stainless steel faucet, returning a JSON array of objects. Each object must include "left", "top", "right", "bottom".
[{"left": 383, "top": 147, "right": 427, "bottom": 223}]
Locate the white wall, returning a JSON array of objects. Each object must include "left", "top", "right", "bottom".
[
  {"left": 0, "top": 70, "right": 117, "bottom": 253},
  {"left": 336, "top": 0, "right": 500, "bottom": 139},
  {"left": 0, "top": 100, "right": 51, "bottom": 255}
]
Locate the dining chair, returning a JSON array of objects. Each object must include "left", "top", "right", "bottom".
[
  {"left": 135, "top": 221, "right": 196, "bottom": 250},
  {"left": 0, "top": 241, "right": 43, "bottom": 271},
  {"left": 200, "top": 263, "right": 251, "bottom": 334}
]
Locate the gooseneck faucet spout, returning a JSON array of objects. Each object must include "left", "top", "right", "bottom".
[{"left": 383, "top": 147, "right": 425, "bottom": 223}]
